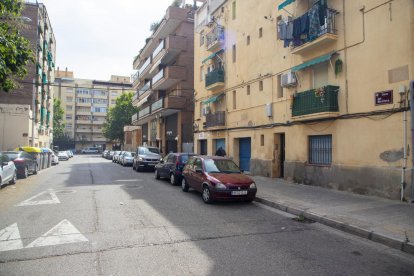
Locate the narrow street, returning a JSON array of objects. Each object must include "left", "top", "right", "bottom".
[{"left": 0, "top": 155, "right": 413, "bottom": 275}]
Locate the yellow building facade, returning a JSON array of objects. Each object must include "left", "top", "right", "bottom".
[{"left": 194, "top": 0, "right": 414, "bottom": 200}]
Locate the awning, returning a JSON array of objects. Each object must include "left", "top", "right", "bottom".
[
  {"left": 291, "top": 52, "right": 336, "bottom": 72},
  {"left": 202, "top": 93, "right": 224, "bottom": 105},
  {"left": 137, "top": 95, "right": 149, "bottom": 107},
  {"left": 278, "top": 0, "right": 295, "bottom": 10},
  {"left": 202, "top": 49, "right": 224, "bottom": 64}
]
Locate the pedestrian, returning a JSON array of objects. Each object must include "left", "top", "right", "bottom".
[{"left": 215, "top": 146, "right": 226, "bottom": 157}]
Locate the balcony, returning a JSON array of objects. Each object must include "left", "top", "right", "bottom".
[
  {"left": 138, "top": 81, "right": 151, "bottom": 97},
  {"left": 75, "top": 128, "right": 91, "bottom": 133},
  {"left": 152, "top": 66, "right": 186, "bottom": 90},
  {"left": 137, "top": 57, "right": 152, "bottom": 80},
  {"left": 206, "top": 25, "right": 225, "bottom": 52},
  {"left": 292, "top": 85, "right": 339, "bottom": 118},
  {"left": 132, "top": 71, "right": 139, "bottom": 87},
  {"left": 205, "top": 111, "right": 225, "bottom": 128},
  {"left": 205, "top": 68, "right": 225, "bottom": 91},
  {"left": 132, "top": 113, "right": 138, "bottom": 124},
  {"left": 291, "top": 9, "right": 339, "bottom": 56},
  {"left": 76, "top": 119, "right": 93, "bottom": 124},
  {"left": 152, "top": 35, "right": 187, "bottom": 65},
  {"left": 138, "top": 106, "right": 151, "bottom": 119},
  {"left": 152, "top": 6, "right": 192, "bottom": 42}
]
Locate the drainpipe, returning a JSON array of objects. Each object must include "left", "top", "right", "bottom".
[
  {"left": 410, "top": 80, "right": 414, "bottom": 203},
  {"left": 402, "top": 93, "right": 407, "bottom": 201}
]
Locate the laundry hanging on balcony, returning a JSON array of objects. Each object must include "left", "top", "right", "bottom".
[{"left": 278, "top": 0, "right": 334, "bottom": 48}]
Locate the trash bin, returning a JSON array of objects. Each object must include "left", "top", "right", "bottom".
[
  {"left": 41, "top": 148, "right": 51, "bottom": 169},
  {"left": 16, "top": 146, "right": 42, "bottom": 172}
]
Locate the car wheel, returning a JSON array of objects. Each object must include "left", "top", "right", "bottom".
[
  {"left": 33, "top": 164, "right": 38, "bottom": 175},
  {"left": 21, "top": 167, "right": 28, "bottom": 179},
  {"left": 170, "top": 173, "right": 176, "bottom": 185},
  {"left": 202, "top": 185, "right": 213, "bottom": 204},
  {"left": 9, "top": 171, "right": 17, "bottom": 184},
  {"left": 155, "top": 169, "right": 160, "bottom": 180},
  {"left": 181, "top": 178, "right": 189, "bottom": 192}
]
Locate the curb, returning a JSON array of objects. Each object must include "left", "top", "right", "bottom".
[{"left": 254, "top": 196, "right": 414, "bottom": 255}]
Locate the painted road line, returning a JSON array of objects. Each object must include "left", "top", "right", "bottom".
[
  {"left": 0, "top": 223, "right": 24, "bottom": 252},
  {"left": 26, "top": 219, "right": 88, "bottom": 248},
  {"left": 16, "top": 189, "right": 60, "bottom": 206}
]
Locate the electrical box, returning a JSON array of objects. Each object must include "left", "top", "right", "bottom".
[{"left": 265, "top": 103, "right": 273, "bottom": 117}]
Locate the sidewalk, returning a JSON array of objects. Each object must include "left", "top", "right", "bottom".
[{"left": 252, "top": 176, "right": 414, "bottom": 255}]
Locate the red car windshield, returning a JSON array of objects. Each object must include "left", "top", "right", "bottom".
[{"left": 204, "top": 159, "right": 241, "bottom": 174}]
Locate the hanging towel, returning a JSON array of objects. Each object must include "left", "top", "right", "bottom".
[{"left": 308, "top": 4, "right": 320, "bottom": 41}]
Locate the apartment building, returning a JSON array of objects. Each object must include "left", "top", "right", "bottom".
[
  {"left": 0, "top": 2, "right": 56, "bottom": 150},
  {"left": 131, "top": 5, "right": 195, "bottom": 154},
  {"left": 54, "top": 69, "right": 133, "bottom": 152},
  {"left": 194, "top": 0, "right": 414, "bottom": 200}
]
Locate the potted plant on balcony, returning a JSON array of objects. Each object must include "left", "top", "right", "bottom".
[{"left": 315, "top": 86, "right": 326, "bottom": 103}]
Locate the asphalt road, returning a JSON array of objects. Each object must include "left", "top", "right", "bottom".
[{"left": 0, "top": 155, "right": 413, "bottom": 275}]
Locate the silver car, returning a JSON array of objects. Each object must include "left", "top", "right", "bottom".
[
  {"left": 0, "top": 153, "right": 17, "bottom": 186},
  {"left": 120, "top": 152, "right": 135, "bottom": 166}
]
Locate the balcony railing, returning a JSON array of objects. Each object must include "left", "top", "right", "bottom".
[
  {"left": 138, "top": 57, "right": 151, "bottom": 76},
  {"left": 152, "top": 39, "right": 165, "bottom": 59},
  {"left": 138, "top": 81, "right": 151, "bottom": 97},
  {"left": 132, "top": 113, "right": 138, "bottom": 122},
  {"left": 292, "top": 85, "right": 339, "bottom": 117},
  {"left": 206, "top": 25, "right": 225, "bottom": 51},
  {"left": 152, "top": 69, "right": 164, "bottom": 85},
  {"left": 205, "top": 111, "right": 225, "bottom": 128},
  {"left": 205, "top": 68, "right": 225, "bottom": 89},
  {"left": 138, "top": 106, "right": 150, "bottom": 118},
  {"left": 132, "top": 71, "right": 139, "bottom": 85},
  {"left": 151, "top": 98, "right": 163, "bottom": 112}
]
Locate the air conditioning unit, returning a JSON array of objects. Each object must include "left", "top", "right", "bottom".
[{"left": 281, "top": 72, "right": 297, "bottom": 87}]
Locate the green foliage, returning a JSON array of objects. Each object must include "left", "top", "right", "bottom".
[
  {"left": 102, "top": 92, "right": 138, "bottom": 144},
  {"left": 149, "top": 21, "right": 160, "bottom": 32},
  {"left": 0, "top": 0, "right": 34, "bottom": 92},
  {"left": 171, "top": 0, "right": 181, "bottom": 7},
  {"left": 52, "top": 98, "right": 65, "bottom": 140}
]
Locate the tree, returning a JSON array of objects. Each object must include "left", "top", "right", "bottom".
[
  {"left": 52, "top": 98, "right": 65, "bottom": 140},
  {"left": 0, "top": 0, "right": 34, "bottom": 92},
  {"left": 103, "top": 92, "right": 138, "bottom": 146}
]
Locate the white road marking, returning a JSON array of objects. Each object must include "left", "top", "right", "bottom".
[
  {"left": 26, "top": 219, "right": 88, "bottom": 248},
  {"left": 0, "top": 223, "right": 24, "bottom": 252},
  {"left": 16, "top": 189, "right": 60, "bottom": 206},
  {"left": 115, "top": 179, "right": 143, "bottom": 182}
]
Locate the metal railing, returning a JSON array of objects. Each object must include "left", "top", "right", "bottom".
[
  {"left": 205, "top": 111, "right": 225, "bottom": 128},
  {"left": 205, "top": 68, "right": 225, "bottom": 88},
  {"left": 292, "top": 85, "right": 339, "bottom": 116}
]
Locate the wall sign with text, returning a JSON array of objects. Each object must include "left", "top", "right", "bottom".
[{"left": 375, "top": 90, "right": 393, "bottom": 105}]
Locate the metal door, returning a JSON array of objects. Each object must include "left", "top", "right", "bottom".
[{"left": 239, "top": 138, "right": 251, "bottom": 172}]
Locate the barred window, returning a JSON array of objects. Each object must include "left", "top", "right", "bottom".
[{"left": 309, "top": 135, "right": 332, "bottom": 165}]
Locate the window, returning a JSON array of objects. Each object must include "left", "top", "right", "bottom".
[
  {"left": 200, "top": 31, "right": 204, "bottom": 46},
  {"left": 260, "top": 135, "right": 264, "bottom": 146},
  {"left": 232, "top": 1, "right": 236, "bottom": 20},
  {"left": 246, "top": 35, "right": 250, "bottom": 45},
  {"left": 259, "top": 27, "right": 263, "bottom": 38},
  {"left": 313, "top": 63, "right": 328, "bottom": 89},
  {"left": 66, "top": 123, "right": 73, "bottom": 129},
  {"left": 66, "top": 114, "right": 72, "bottom": 120},
  {"left": 66, "top": 105, "right": 73, "bottom": 111},
  {"left": 246, "top": 85, "right": 250, "bottom": 95},
  {"left": 232, "top": 90, "right": 236, "bottom": 109},
  {"left": 200, "top": 66, "right": 204, "bottom": 81},
  {"left": 277, "top": 75, "right": 283, "bottom": 98},
  {"left": 66, "top": 88, "right": 73, "bottom": 93},
  {"left": 309, "top": 135, "right": 332, "bottom": 165},
  {"left": 66, "top": 96, "right": 73, "bottom": 102},
  {"left": 259, "top": 80, "right": 263, "bottom": 91},
  {"left": 232, "top": 44, "right": 236, "bottom": 63}
]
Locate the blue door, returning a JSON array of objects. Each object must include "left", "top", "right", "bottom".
[{"left": 239, "top": 138, "right": 251, "bottom": 172}]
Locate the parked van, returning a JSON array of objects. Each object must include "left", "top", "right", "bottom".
[{"left": 81, "top": 147, "right": 100, "bottom": 154}]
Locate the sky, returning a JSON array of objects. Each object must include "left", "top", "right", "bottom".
[{"left": 39, "top": 0, "right": 191, "bottom": 81}]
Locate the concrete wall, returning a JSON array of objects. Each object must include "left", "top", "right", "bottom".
[{"left": 0, "top": 104, "right": 31, "bottom": 150}]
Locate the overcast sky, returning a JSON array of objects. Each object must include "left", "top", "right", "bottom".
[{"left": 39, "top": 0, "right": 191, "bottom": 81}]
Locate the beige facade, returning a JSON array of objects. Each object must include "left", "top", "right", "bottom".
[
  {"left": 55, "top": 70, "right": 133, "bottom": 152},
  {"left": 131, "top": 5, "right": 195, "bottom": 155},
  {"left": 0, "top": 2, "right": 56, "bottom": 149},
  {"left": 194, "top": 0, "right": 414, "bottom": 200},
  {"left": 123, "top": 126, "right": 142, "bottom": 152}
]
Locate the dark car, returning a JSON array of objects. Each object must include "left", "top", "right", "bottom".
[
  {"left": 1, "top": 151, "right": 38, "bottom": 178},
  {"left": 155, "top": 153, "right": 196, "bottom": 185},
  {"left": 181, "top": 156, "right": 257, "bottom": 204},
  {"left": 133, "top": 146, "right": 162, "bottom": 172}
]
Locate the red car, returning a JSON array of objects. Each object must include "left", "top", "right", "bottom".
[{"left": 181, "top": 156, "right": 257, "bottom": 203}]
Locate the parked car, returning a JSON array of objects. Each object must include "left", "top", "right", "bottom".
[
  {"left": 133, "top": 146, "right": 161, "bottom": 172},
  {"left": 58, "top": 151, "right": 70, "bottom": 161},
  {"left": 112, "top": 151, "right": 122, "bottom": 163},
  {"left": 51, "top": 152, "right": 59, "bottom": 165},
  {"left": 0, "top": 153, "right": 17, "bottom": 186},
  {"left": 1, "top": 151, "right": 38, "bottom": 178},
  {"left": 108, "top": 151, "right": 115, "bottom": 160},
  {"left": 102, "top": 150, "right": 109, "bottom": 158},
  {"left": 66, "top": 150, "right": 74, "bottom": 158},
  {"left": 81, "top": 147, "right": 99, "bottom": 154},
  {"left": 181, "top": 156, "right": 257, "bottom": 204},
  {"left": 120, "top": 151, "right": 135, "bottom": 166},
  {"left": 155, "top": 153, "right": 196, "bottom": 185}
]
